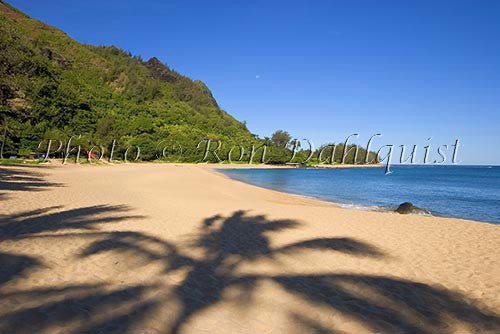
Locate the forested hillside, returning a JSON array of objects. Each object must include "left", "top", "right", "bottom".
[
  {"left": 0, "top": 1, "right": 377, "bottom": 164},
  {"left": 0, "top": 0, "right": 257, "bottom": 161}
]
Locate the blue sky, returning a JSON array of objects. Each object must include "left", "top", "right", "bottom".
[{"left": 9, "top": 0, "right": 500, "bottom": 164}]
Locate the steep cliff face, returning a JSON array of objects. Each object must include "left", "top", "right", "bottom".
[
  {"left": 193, "top": 80, "right": 219, "bottom": 108},
  {"left": 143, "top": 57, "right": 177, "bottom": 84},
  {"left": 143, "top": 57, "right": 219, "bottom": 109}
]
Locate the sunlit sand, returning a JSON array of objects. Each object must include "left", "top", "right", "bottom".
[{"left": 1, "top": 163, "right": 499, "bottom": 333}]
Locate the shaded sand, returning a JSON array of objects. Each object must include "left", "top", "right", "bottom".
[{"left": 0, "top": 163, "right": 499, "bottom": 334}]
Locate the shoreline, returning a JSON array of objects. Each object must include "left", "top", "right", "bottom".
[
  {"left": 208, "top": 163, "right": 493, "bottom": 225},
  {"left": 0, "top": 161, "right": 490, "bottom": 224},
  {"left": 1, "top": 163, "right": 499, "bottom": 333},
  {"left": 202, "top": 162, "right": 384, "bottom": 169},
  {"left": 208, "top": 166, "right": 399, "bottom": 214},
  {"left": 211, "top": 167, "right": 480, "bottom": 223}
]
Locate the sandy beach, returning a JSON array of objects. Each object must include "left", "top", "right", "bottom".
[{"left": 0, "top": 163, "right": 499, "bottom": 334}]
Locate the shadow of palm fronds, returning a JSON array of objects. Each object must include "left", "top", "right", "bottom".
[
  {"left": 274, "top": 237, "right": 385, "bottom": 257},
  {"left": 0, "top": 166, "right": 62, "bottom": 194},
  {"left": 0, "top": 205, "right": 145, "bottom": 241},
  {"left": 0, "top": 252, "right": 43, "bottom": 285},
  {"left": 0, "top": 210, "right": 498, "bottom": 334},
  {"left": 0, "top": 283, "right": 160, "bottom": 334},
  {"left": 0, "top": 205, "right": 145, "bottom": 290},
  {"left": 273, "top": 273, "right": 500, "bottom": 334}
]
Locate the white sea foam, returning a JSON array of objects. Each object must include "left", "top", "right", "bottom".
[{"left": 334, "top": 202, "right": 387, "bottom": 212}]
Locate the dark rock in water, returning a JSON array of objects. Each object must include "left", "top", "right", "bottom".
[{"left": 395, "top": 202, "right": 430, "bottom": 215}]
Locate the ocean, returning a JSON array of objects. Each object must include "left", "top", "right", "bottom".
[{"left": 218, "top": 165, "right": 500, "bottom": 224}]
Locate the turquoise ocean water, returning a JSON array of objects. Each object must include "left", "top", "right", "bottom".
[{"left": 218, "top": 165, "right": 500, "bottom": 224}]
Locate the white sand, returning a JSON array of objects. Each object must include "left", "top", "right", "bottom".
[{"left": 0, "top": 163, "right": 499, "bottom": 334}]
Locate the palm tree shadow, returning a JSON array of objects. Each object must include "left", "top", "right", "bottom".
[
  {"left": 167, "top": 210, "right": 301, "bottom": 333},
  {"left": 0, "top": 205, "right": 145, "bottom": 241},
  {"left": 0, "top": 252, "right": 43, "bottom": 285},
  {"left": 0, "top": 284, "right": 161, "bottom": 334},
  {"left": 0, "top": 204, "right": 144, "bottom": 288},
  {"left": 0, "top": 204, "right": 154, "bottom": 334},
  {"left": 275, "top": 273, "right": 500, "bottom": 334},
  {"left": 166, "top": 211, "right": 500, "bottom": 334},
  {"left": 75, "top": 210, "right": 388, "bottom": 333},
  {"left": 0, "top": 166, "right": 63, "bottom": 198},
  {"left": 0, "top": 209, "right": 499, "bottom": 334}
]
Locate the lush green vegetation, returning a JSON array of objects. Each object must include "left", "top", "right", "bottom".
[
  {"left": 0, "top": 1, "right": 377, "bottom": 165},
  {"left": 0, "top": 158, "right": 44, "bottom": 165},
  {"left": 264, "top": 130, "right": 378, "bottom": 165},
  {"left": 0, "top": 1, "right": 258, "bottom": 162}
]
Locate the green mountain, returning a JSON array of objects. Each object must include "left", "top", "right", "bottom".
[
  {"left": 0, "top": 1, "right": 379, "bottom": 165},
  {"left": 0, "top": 0, "right": 255, "bottom": 161}
]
